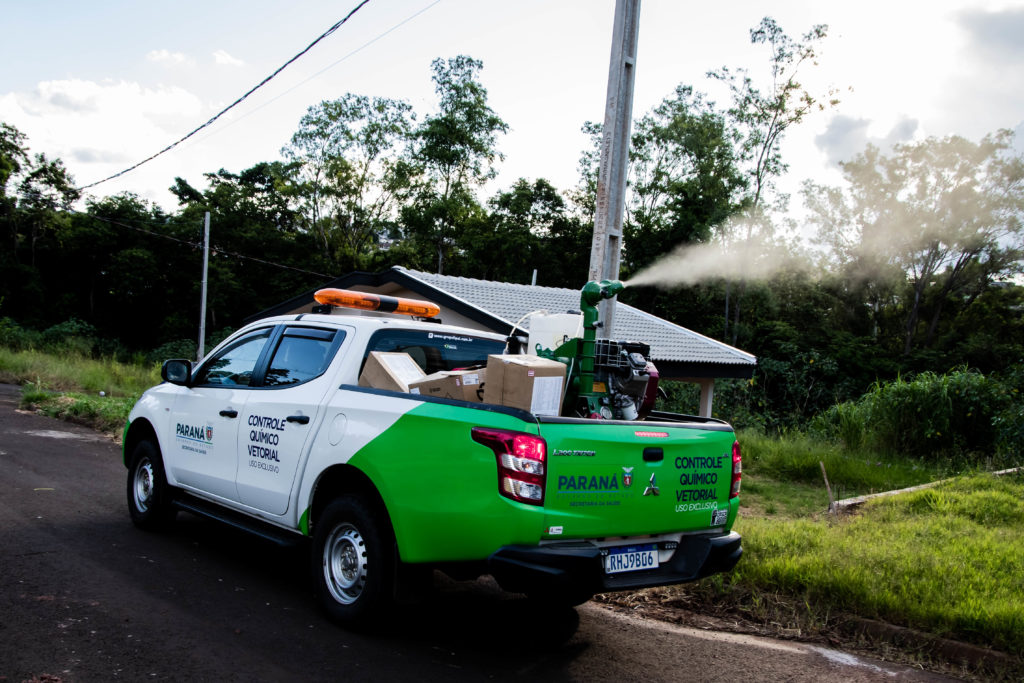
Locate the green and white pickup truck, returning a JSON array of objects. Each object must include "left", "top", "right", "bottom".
[{"left": 123, "top": 285, "right": 742, "bottom": 626}]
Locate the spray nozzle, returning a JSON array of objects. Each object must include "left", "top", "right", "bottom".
[{"left": 581, "top": 279, "right": 625, "bottom": 307}]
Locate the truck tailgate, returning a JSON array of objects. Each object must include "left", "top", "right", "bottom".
[{"left": 537, "top": 419, "right": 737, "bottom": 539}]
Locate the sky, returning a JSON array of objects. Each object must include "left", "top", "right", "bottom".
[{"left": 2, "top": 0, "right": 1024, "bottom": 218}]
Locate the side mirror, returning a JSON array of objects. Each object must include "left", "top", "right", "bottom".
[{"left": 161, "top": 359, "right": 193, "bottom": 386}]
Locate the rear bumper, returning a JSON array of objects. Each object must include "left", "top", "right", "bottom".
[{"left": 487, "top": 530, "right": 742, "bottom": 597}]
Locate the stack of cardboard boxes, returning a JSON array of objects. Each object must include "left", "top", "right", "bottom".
[{"left": 359, "top": 351, "right": 566, "bottom": 417}]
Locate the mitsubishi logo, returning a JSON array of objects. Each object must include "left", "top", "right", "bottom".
[{"left": 643, "top": 473, "right": 660, "bottom": 496}]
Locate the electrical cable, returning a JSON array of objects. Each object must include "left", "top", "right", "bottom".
[
  {"left": 90, "top": 214, "right": 335, "bottom": 278},
  {"left": 8, "top": 191, "right": 336, "bottom": 279},
  {"left": 191, "top": 0, "right": 442, "bottom": 145},
  {"left": 75, "top": 0, "right": 373, "bottom": 192}
]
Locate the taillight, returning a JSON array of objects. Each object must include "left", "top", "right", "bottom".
[
  {"left": 730, "top": 440, "right": 742, "bottom": 499},
  {"left": 471, "top": 427, "right": 546, "bottom": 506}
]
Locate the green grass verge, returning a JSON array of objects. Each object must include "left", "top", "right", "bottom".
[
  {"left": 656, "top": 472, "right": 1024, "bottom": 662},
  {"left": 740, "top": 473, "right": 1024, "bottom": 652},
  {"left": 0, "top": 347, "right": 159, "bottom": 396},
  {"left": 21, "top": 388, "right": 138, "bottom": 435},
  {"left": 3, "top": 347, "right": 159, "bottom": 436}
]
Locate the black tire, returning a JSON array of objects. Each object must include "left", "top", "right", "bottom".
[
  {"left": 126, "top": 439, "right": 176, "bottom": 529},
  {"left": 311, "top": 496, "right": 395, "bottom": 627}
]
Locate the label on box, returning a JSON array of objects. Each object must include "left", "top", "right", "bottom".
[
  {"left": 530, "top": 375, "right": 563, "bottom": 416},
  {"left": 388, "top": 355, "right": 429, "bottom": 386}
]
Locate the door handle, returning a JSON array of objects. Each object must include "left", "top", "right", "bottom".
[
  {"left": 287, "top": 414, "right": 310, "bottom": 425},
  {"left": 219, "top": 409, "right": 238, "bottom": 418}
]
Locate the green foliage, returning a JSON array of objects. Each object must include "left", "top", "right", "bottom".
[
  {"left": 721, "top": 473, "right": 1024, "bottom": 654},
  {"left": 405, "top": 55, "right": 509, "bottom": 273},
  {"left": 22, "top": 388, "right": 138, "bottom": 435},
  {"left": 0, "top": 317, "right": 42, "bottom": 350},
  {"left": 812, "top": 367, "right": 1021, "bottom": 465},
  {"left": 41, "top": 318, "right": 97, "bottom": 355},
  {"left": 284, "top": 93, "right": 415, "bottom": 266},
  {"left": 147, "top": 338, "right": 198, "bottom": 364}
]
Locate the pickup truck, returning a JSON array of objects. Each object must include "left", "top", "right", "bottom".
[{"left": 124, "top": 288, "right": 743, "bottom": 626}]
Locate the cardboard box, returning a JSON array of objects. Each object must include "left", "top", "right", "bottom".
[
  {"left": 484, "top": 354, "right": 566, "bottom": 416},
  {"left": 358, "top": 351, "right": 426, "bottom": 392},
  {"left": 408, "top": 368, "right": 486, "bottom": 402}
]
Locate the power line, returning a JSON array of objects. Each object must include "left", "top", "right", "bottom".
[
  {"left": 11, "top": 198, "right": 336, "bottom": 279},
  {"left": 192, "top": 0, "right": 442, "bottom": 146},
  {"left": 76, "top": 0, "right": 373, "bottom": 192},
  {"left": 89, "top": 214, "right": 334, "bottom": 279}
]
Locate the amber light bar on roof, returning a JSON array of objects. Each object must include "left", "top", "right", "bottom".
[{"left": 313, "top": 288, "right": 441, "bottom": 318}]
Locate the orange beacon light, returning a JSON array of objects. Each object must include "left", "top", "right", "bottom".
[{"left": 313, "top": 288, "right": 441, "bottom": 318}]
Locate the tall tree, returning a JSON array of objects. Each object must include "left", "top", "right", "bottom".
[
  {"left": 404, "top": 55, "right": 508, "bottom": 273},
  {"left": 284, "top": 94, "right": 415, "bottom": 267},
  {"left": 709, "top": 17, "right": 836, "bottom": 343},
  {"left": 624, "top": 85, "right": 747, "bottom": 274},
  {"left": 805, "top": 130, "right": 1024, "bottom": 356}
]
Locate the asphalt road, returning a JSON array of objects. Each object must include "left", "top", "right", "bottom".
[{"left": 0, "top": 384, "right": 953, "bottom": 682}]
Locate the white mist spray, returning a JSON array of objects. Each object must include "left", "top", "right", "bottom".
[{"left": 623, "top": 225, "right": 812, "bottom": 290}]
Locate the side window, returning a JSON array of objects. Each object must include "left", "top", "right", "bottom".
[
  {"left": 263, "top": 327, "right": 341, "bottom": 387},
  {"left": 194, "top": 329, "right": 272, "bottom": 387}
]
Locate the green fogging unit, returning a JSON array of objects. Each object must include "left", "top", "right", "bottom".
[{"left": 525, "top": 279, "right": 660, "bottom": 420}]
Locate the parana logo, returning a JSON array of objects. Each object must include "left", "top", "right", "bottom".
[{"left": 176, "top": 423, "right": 212, "bottom": 442}]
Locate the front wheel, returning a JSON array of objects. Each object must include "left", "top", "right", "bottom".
[
  {"left": 311, "top": 497, "right": 394, "bottom": 627},
  {"left": 126, "top": 439, "right": 176, "bottom": 529}
]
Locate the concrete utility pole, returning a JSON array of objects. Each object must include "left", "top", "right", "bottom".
[
  {"left": 198, "top": 211, "right": 210, "bottom": 361},
  {"left": 588, "top": 0, "right": 640, "bottom": 336}
]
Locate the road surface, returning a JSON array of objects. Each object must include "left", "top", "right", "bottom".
[{"left": 0, "top": 384, "right": 952, "bottom": 681}]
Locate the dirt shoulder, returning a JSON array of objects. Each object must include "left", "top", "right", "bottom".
[{"left": 595, "top": 588, "right": 1023, "bottom": 682}]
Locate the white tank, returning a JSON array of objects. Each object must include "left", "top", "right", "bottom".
[{"left": 527, "top": 313, "right": 583, "bottom": 355}]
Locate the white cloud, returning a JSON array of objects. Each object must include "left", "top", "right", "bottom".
[
  {"left": 213, "top": 49, "right": 244, "bottom": 67},
  {"left": 0, "top": 78, "right": 206, "bottom": 201},
  {"left": 146, "top": 49, "right": 193, "bottom": 66},
  {"left": 814, "top": 114, "right": 919, "bottom": 166}
]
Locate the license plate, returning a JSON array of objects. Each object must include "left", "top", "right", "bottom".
[{"left": 604, "top": 544, "right": 659, "bottom": 574}]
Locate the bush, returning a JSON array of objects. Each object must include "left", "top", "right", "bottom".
[
  {"left": 0, "top": 317, "right": 42, "bottom": 351},
  {"left": 41, "top": 318, "right": 98, "bottom": 355},
  {"left": 147, "top": 338, "right": 198, "bottom": 365},
  {"left": 812, "top": 367, "right": 1020, "bottom": 465}
]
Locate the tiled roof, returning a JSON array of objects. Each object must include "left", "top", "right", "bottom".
[{"left": 397, "top": 267, "right": 755, "bottom": 368}]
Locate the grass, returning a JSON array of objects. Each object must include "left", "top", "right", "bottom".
[
  {"left": 2, "top": 347, "right": 160, "bottom": 437},
  {"left": 731, "top": 473, "right": 1024, "bottom": 653},
  {"left": 737, "top": 430, "right": 949, "bottom": 519},
  {"left": 0, "top": 347, "right": 159, "bottom": 396}
]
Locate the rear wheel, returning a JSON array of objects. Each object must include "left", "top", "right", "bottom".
[
  {"left": 312, "top": 497, "right": 394, "bottom": 627},
  {"left": 127, "top": 439, "right": 176, "bottom": 529}
]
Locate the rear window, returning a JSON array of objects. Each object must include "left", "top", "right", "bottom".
[{"left": 363, "top": 329, "right": 505, "bottom": 375}]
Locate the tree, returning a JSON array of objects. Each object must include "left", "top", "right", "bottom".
[
  {"left": 624, "top": 85, "right": 747, "bottom": 274},
  {"left": 805, "top": 130, "right": 1024, "bottom": 356},
  {"left": 709, "top": 17, "right": 837, "bottom": 343},
  {"left": 404, "top": 56, "right": 508, "bottom": 273},
  {"left": 170, "top": 164, "right": 325, "bottom": 336},
  {"left": 284, "top": 94, "right": 415, "bottom": 267},
  {"left": 461, "top": 178, "right": 578, "bottom": 284}
]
